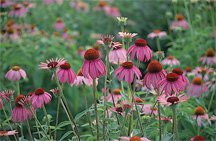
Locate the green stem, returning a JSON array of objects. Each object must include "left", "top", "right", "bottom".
[
  {"left": 54, "top": 96, "right": 61, "bottom": 140},
  {"left": 43, "top": 106, "right": 52, "bottom": 139},
  {"left": 208, "top": 89, "right": 215, "bottom": 111},
  {"left": 54, "top": 71, "right": 80, "bottom": 140},
  {"left": 172, "top": 106, "right": 178, "bottom": 141},
  {"left": 158, "top": 102, "right": 162, "bottom": 141},
  {"left": 34, "top": 112, "right": 41, "bottom": 139},
  {"left": 16, "top": 81, "right": 20, "bottom": 96},
  {"left": 93, "top": 79, "right": 99, "bottom": 141},
  {"left": 127, "top": 114, "right": 132, "bottom": 136},
  {"left": 26, "top": 119, "right": 33, "bottom": 141},
  {"left": 156, "top": 37, "right": 161, "bottom": 51},
  {"left": 19, "top": 123, "right": 24, "bottom": 138}
]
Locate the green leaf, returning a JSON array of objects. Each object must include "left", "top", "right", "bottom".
[{"left": 59, "top": 131, "right": 73, "bottom": 141}]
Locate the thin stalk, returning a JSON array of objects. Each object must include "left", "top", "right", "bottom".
[
  {"left": 30, "top": 109, "right": 50, "bottom": 140},
  {"left": 2, "top": 107, "right": 18, "bottom": 141},
  {"left": 93, "top": 79, "right": 99, "bottom": 141},
  {"left": 156, "top": 37, "right": 161, "bottom": 51},
  {"left": 54, "top": 72, "right": 80, "bottom": 140},
  {"left": 42, "top": 106, "right": 51, "bottom": 139},
  {"left": 26, "top": 119, "right": 33, "bottom": 141},
  {"left": 16, "top": 81, "right": 20, "bottom": 96},
  {"left": 127, "top": 114, "right": 132, "bottom": 136},
  {"left": 84, "top": 91, "right": 94, "bottom": 137},
  {"left": 158, "top": 102, "right": 162, "bottom": 141},
  {"left": 20, "top": 123, "right": 24, "bottom": 138},
  {"left": 208, "top": 89, "right": 215, "bottom": 112},
  {"left": 54, "top": 96, "right": 61, "bottom": 140},
  {"left": 171, "top": 106, "right": 178, "bottom": 141},
  {"left": 34, "top": 112, "right": 41, "bottom": 139}
]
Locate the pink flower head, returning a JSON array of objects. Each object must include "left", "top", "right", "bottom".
[
  {"left": 12, "top": 94, "right": 32, "bottom": 123},
  {"left": 31, "top": 88, "right": 52, "bottom": 109},
  {"left": 0, "top": 89, "right": 14, "bottom": 101},
  {"left": 161, "top": 55, "right": 180, "bottom": 67},
  {"left": 192, "top": 106, "right": 210, "bottom": 127},
  {"left": 157, "top": 94, "right": 189, "bottom": 106},
  {"left": 172, "top": 68, "right": 189, "bottom": 89},
  {"left": 43, "top": 0, "right": 54, "bottom": 5},
  {"left": 57, "top": 62, "right": 77, "bottom": 85},
  {"left": 73, "top": 69, "right": 94, "bottom": 86},
  {"left": 170, "top": 14, "right": 189, "bottom": 30},
  {"left": 190, "top": 136, "right": 205, "bottom": 141},
  {"left": 109, "top": 42, "right": 127, "bottom": 64},
  {"left": 128, "top": 38, "right": 152, "bottom": 62},
  {"left": 118, "top": 136, "right": 150, "bottom": 141},
  {"left": 187, "top": 77, "right": 208, "bottom": 97},
  {"left": 0, "top": 130, "right": 18, "bottom": 136},
  {"left": 39, "top": 58, "right": 66, "bottom": 70},
  {"left": 82, "top": 48, "right": 106, "bottom": 79},
  {"left": 9, "top": 4, "right": 28, "bottom": 17},
  {"left": 143, "top": 60, "right": 166, "bottom": 89},
  {"left": 147, "top": 29, "right": 167, "bottom": 39},
  {"left": 5, "top": 66, "right": 27, "bottom": 81},
  {"left": 98, "top": 34, "right": 114, "bottom": 45},
  {"left": 118, "top": 32, "right": 137, "bottom": 39},
  {"left": 0, "top": 0, "right": 13, "bottom": 8},
  {"left": 157, "top": 73, "right": 185, "bottom": 95},
  {"left": 104, "top": 6, "right": 121, "bottom": 18},
  {"left": 192, "top": 67, "right": 214, "bottom": 81},
  {"left": 140, "top": 104, "right": 158, "bottom": 116},
  {"left": 114, "top": 61, "right": 141, "bottom": 83},
  {"left": 108, "top": 106, "right": 123, "bottom": 117},
  {"left": 103, "top": 88, "right": 122, "bottom": 104},
  {"left": 200, "top": 48, "right": 216, "bottom": 65},
  {"left": 56, "top": 0, "right": 63, "bottom": 5},
  {"left": 54, "top": 18, "right": 65, "bottom": 31}
]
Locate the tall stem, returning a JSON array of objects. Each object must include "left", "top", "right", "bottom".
[
  {"left": 172, "top": 106, "right": 178, "bottom": 141},
  {"left": 16, "top": 81, "right": 20, "bottom": 96},
  {"left": 26, "top": 119, "right": 33, "bottom": 141},
  {"left": 54, "top": 96, "right": 61, "bottom": 140},
  {"left": 156, "top": 37, "right": 161, "bottom": 51},
  {"left": 43, "top": 106, "right": 51, "bottom": 139},
  {"left": 34, "top": 112, "right": 41, "bottom": 139},
  {"left": 93, "top": 79, "right": 99, "bottom": 141},
  {"left": 208, "top": 89, "right": 215, "bottom": 112},
  {"left": 54, "top": 71, "right": 80, "bottom": 140},
  {"left": 158, "top": 102, "right": 162, "bottom": 141}
]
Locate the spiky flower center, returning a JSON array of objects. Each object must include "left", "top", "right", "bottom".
[
  {"left": 123, "top": 104, "right": 131, "bottom": 109},
  {"left": 84, "top": 49, "right": 99, "bottom": 60},
  {"left": 166, "top": 73, "right": 179, "bottom": 82},
  {"left": 115, "top": 107, "right": 123, "bottom": 113},
  {"left": 167, "top": 55, "right": 174, "bottom": 60},
  {"left": 13, "top": 4, "right": 22, "bottom": 10},
  {"left": 176, "top": 14, "right": 184, "bottom": 21},
  {"left": 101, "top": 35, "right": 114, "bottom": 44},
  {"left": 135, "top": 38, "right": 147, "bottom": 46},
  {"left": 93, "top": 44, "right": 100, "bottom": 51},
  {"left": 7, "top": 28, "right": 14, "bottom": 34},
  {"left": 192, "top": 77, "right": 202, "bottom": 85},
  {"left": 56, "top": 18, "right": 63, "bottom": 23},
  {"left": 167, "top": 96, "right": 179, "bottom": 104},
  {"left": 122, "top": 62, "right": 133, "bottom": 69},
  {"left": 98, "top": 0, "right": 107, "bottom": 7},
  {"left": 60, "top": 62, "right": 71, "bottom": 70},
  {"left": 205, "top": 48, "right": 215, "bottom": 57},
  {"left": 35, "top": 88, "right": 45, "bottom": 95},
  {"left": 153, "top": 29, "right": 161, "bottom": 34},
  {"left": 23, "top": 2, "right": 30, "bottom": 7},
  {"left": 47, "top": 62, "right": 58, "bottom": 69},
  {"left": 147, "top": 60, "right": 162, "bottom": 73},
  {"left": 77, "top": 69, "right": 83, "bottom": 76},
  {"left": 12, "top": 66, "right": 21, "bottom": 71},
  {"left": 193, "top": 136, "right": 205, "bottom": 141},
  {"left": 0, "top": 0, "right": 6, "bottom": 4},
  {"left": 172, "top": 68, "right": 183, "bottom": 75},
  {"left": 194, "top": 106, "right": 205, "bottom": 116},
  {"left": 185, "top": 67, "right": 192, "bottom": 72},
  {"left": 15, "top": 94, "right": 25, "bottom": 107},
  {"left": 130, "top": 136, "right": 141, "bottom": 141},
  {"left": 135, "top": 97, "right": 144, "bottom": 103},
  {"left": 112, "top": 88, "right": 121, "bottom": 95}
]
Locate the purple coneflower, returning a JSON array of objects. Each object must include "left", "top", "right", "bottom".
[
  {"left": 9, "top": 4, "right": 27, "bottom": 17},
  {"left": 157, "top": 73, "right": 185, "bottom": 95},
  {"left": 117, "top": 136, "right": 150, "bottom": 141},
  {"left": 57, "top": 62, "right": 77, "bottom": 85},
  {"left": 31, "top": 88, "right": 52, "bottom": 109},
  {"left": 73, "top": 69, "right": 94, "bottom": 86},
  {"left": 147, "top": 29, "right": 167, "bottom": 39},
  {"left": 109, "top": 42, "right": 127, "bottom": 64},
  {"left": 172, "top": 68, "right": 189, "bottom": 89},
  {"left": 161, "top": 55, "right": 180, "bottom": 67},
  {"left": 39, "top": 58, "right": 66, "bottom": 70},
  {"left": 54, "top": 18, "right": 65, "bottom": 31},
  {"left": 82, "top": 48, "right": 106, "bottom": 79},
  {"left": 128, "top": 38, "right": 152, "bottom": 62},
  {"left": 114, "top": 61, "right": 141, "bottom": 83},
  {"left": 143, "top": 60, "right": 166, "bottom": 89},
  {"left": 12, "top": 94, "right": 32, "bottom": 123},
  {"left": 200, "top": 48, "right": 216, "bottom": 65},
  {"left": 5, "top": 66, "right": 27, "bottom": 81},
  {"left": 157, "top": 94, "right": 189, "bottom": 106},
  {"left": 103, "top": 88, "right": 122, "bottom": 104},
  {"left": 170, "top": 14, "right": 189, "bottom": 30},
  {"left": 192, "top": 106, "right": 210, "bottom": 127},
  {"left": 187, "top": 77, "right": 208, "bottom": 97}
]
